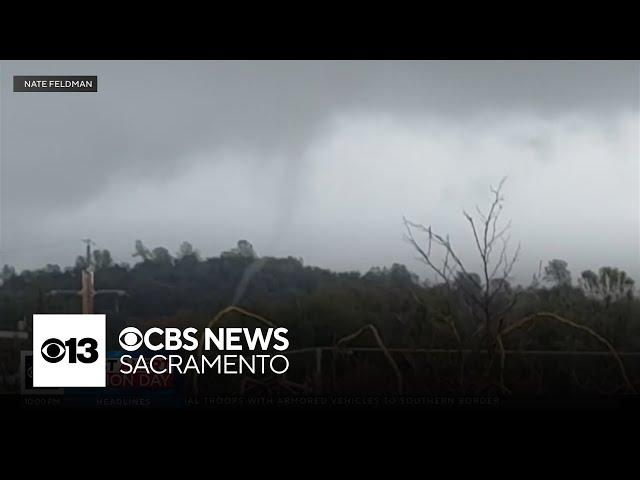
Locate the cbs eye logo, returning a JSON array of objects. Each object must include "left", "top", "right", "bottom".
[
  {"left": 41, "top": 337, "right": 99, "bottom": 363},
  {"left": 119, "top": 327, "right": 143, "bottom": 351}
]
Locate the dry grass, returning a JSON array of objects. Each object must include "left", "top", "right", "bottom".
[
  {"left": 190, "top": 305, "right": 277, "bottom": 395},
  {"left": 496, "top": 312, "right": 636, "bottom": 394},
  {"left": 336, "top": 324, "right": 403, "bottom": 394}
]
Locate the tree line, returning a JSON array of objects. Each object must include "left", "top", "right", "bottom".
[{"left": 1, "top": 180, "right": 638, "bottom": 394}]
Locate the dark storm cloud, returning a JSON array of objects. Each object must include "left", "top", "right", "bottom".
[
  {"left": 0, "top": 61, "right": 638, "bottom": 279},
  {"left": 2, "top": 61, "right": 636, "bottom": 211}
]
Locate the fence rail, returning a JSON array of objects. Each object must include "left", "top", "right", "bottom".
[{"left": 286, "top": 347, "right": 640, "bottom": 357}]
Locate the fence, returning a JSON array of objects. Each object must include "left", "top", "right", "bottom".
[{"left": 273, "top": 346, "right": 640, "bottom": 396}]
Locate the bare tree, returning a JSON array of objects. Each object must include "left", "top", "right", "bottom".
[{"left": 403, "top": 178, "right": 521, "bottom": 348}]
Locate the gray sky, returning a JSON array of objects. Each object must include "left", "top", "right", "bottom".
[{"left": 1, "top": 61, "right": 638, "bottom": 284}]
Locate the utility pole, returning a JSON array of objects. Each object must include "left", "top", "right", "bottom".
[
  {"left": 48, "top": 239, "right": 126, "bottom": 314},
  {"left": 82, "top": 238, "right": 95, "bottom": 267}
]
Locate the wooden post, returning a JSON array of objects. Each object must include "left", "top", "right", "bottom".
[
  {"left": 81, "top": 270, "right": 95, "bottom": 314},
  {"left": 314, "top": 348, "right": 323, "bottom": 393}
]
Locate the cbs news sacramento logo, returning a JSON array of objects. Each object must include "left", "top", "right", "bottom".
[{"left": 33, "top": 314, "right": 106, "bottom": 387}]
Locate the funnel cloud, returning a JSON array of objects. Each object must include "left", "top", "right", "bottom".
[{"left": 0, "top": 61, "right": 638, "bottom": 283}]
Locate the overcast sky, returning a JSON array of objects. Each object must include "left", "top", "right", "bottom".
[{"left": 0, "top": 61, "right": 638, "bottom": 284}]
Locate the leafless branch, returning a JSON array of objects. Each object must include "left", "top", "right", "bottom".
[{"left": 404, "top": 177, "right": 519, "bottom": 349}]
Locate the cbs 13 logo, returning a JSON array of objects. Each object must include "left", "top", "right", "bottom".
[
  {"left": 33, "top": 314, "right": 106, "bottom": 388},
  {"left": 41, "top": 337, "right": 99, "bottom": 363}
]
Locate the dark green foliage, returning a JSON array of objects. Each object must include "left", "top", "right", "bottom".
[
  {"left": 1, "top": 242, "right": 638, "bottom": 394},
  {"left": 1, "top": 244, "right": 636, "bottom": 350}
]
